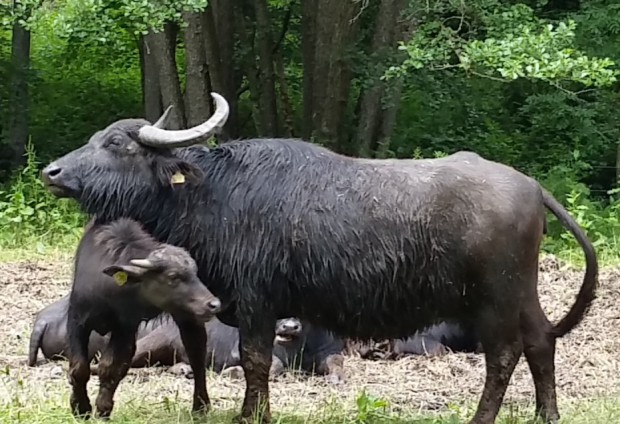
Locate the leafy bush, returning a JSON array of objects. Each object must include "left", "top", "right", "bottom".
[{"left": 0, "top": 141, "right": 85, "bottom": 252}]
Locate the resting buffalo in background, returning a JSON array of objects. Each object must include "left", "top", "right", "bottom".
[
  {"left": 28, "top": 295, "right": 168, "bottom": 367},
  {"left": 28, "top": 294, "right": 108, "bottom": 366},
  {"left": 270, "top": 318, "right": 346, "bottom": 384},
  {"left": 353, "top": 322, "right": 480, "bottom": 360},
  {"left": 129, "top": 317, "right": 327, "bottom": 380},
  {"left": 393, "top": 322, "right": 480, "bottom": 357},
  {"left": 42, "top": 93, "right": 598, "bottom": 424},
  {"left": 63, "top": 218, "right": 222, "bottom": 419}
]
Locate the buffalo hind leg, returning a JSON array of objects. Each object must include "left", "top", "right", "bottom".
[
  {"left": 469, "top": 306, "right": 523, "bottom": 424},
  {"left": 175, "top": 318, "right": 210, "bottom": 413},
  {"left": 522, "top": 300, "right": 559, "bottom": 423},
  {"left": 94, "top": 329, "right": 136, "bottom": 419},
  {"left": 68, "top": 324, "right": 93, "bottom": 418},
  {"left": 235, "top": 311, "right": 276, "bottom": 424}
]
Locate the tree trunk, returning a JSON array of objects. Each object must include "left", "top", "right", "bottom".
[
  {"left": 301, "top": 0, "right": 317, "bottom": 139},
  {"left": 139, "top": 32, "right": 163, "bottom": 123},
  {"left": 150, "top": 23, "right": 186, "bottom": 129},
  {"left": 236, "top": 5, "right": 265, "bottom": 135},
  {"left": 311, "top": 0, "right": 360, "bottom": 150},
  {"left": 274, "top": 51, "right": 294, "bottom": 137},
  {"left": 375, "top": 77, "right": 404, "bottom": 158},
  {"left": 251, "top": 0, "right": 279, "bottom": 136},
  {"left": 6, "top": 0, "right": 31, "bottom": 168},
  {"left": 354, "top": 0, "right": 404, "bottom": 156},
  {"left": 182, "top": 11, "right": 212, "bottom": 127},
  {"left": 212, "top": 0, "right": 240, "bottom": 139}
]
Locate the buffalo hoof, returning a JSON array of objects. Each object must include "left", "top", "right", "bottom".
[
  {"left": 232, "top": 412, "right": 271, "bottom": 424},
  {"left": 168, "top": 363, "right": 193, "bottom": 379},
  {"left": 70, "top": 397, "right": 92, "bottom": 419},
  {"left": 221, "top": 365, "right": 245, "bottom": 380},
  {"left": 191, "top": 400, "right": 211, "bottom": 415}
]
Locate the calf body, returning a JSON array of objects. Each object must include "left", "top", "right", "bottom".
[{"left": 66, "top": 219, "right": 221, "bottom": 419}]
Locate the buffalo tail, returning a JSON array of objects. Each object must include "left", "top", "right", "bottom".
[{"left": 542, "top": 188, "right": 598, "bottom": 338}]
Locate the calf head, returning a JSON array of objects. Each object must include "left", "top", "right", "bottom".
[
  {"left": 274, "top": 318, "right": 303, "bottom": 347},
  {"left": 102, "top": 245, "right": 221, "bottom": 322}
]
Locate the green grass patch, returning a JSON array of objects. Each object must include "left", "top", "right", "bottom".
[{"left": 1, "top": 390, "right": 619, "bottom": 424}]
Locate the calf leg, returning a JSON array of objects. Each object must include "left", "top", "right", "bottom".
[
  {"left": 236, "top": 313, "right": 275, "bottom": 424},
  {"left": 522, "top": 299, "right": 559, "bottom": 423},
  {"left": 469, "top": 305, "right": 523, "bottom": 424},
  {"left": 67, "top": 324, "right": 93, "bottom": 418},
  {"left": 174, "top": 319, "right": 210, "bottom": 413},
  {"left": 94, "top": 330, "right": 136, "bottom": 419}
]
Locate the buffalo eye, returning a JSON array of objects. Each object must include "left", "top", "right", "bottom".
[{"left": 104, "top": 136, "right": 123, "bottom": 149}]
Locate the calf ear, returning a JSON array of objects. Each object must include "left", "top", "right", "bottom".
[
  {"left": 102, "top": 264, "right": 147, "bottom": 286},
  {"left": 154, "top": 158, "right": 203, "bottom": 188}
]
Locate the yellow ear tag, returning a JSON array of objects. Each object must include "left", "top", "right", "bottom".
[
  {"left": 113, "top": 271, "right": 128, "bottom": 286},
  {"left": 171, "top": 171, "right": 185, "bottom": 185}
]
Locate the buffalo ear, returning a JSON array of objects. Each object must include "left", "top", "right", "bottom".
[
  {"left": 102, "top": 264, "right": 146, "bottom": 286},
  {"left": 155, "top": 158, "right": 202, "bottom": 187}
]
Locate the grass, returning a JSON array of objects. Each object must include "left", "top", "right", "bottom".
[{"left": 1, "top": 385, "right": 620, "bottom": 424}]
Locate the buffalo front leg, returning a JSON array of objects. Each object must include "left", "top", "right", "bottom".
[
  {"left": 235, "top": 313, "right": 276, "bottom": 424},
  {"left": 175, "top": 318, "right": 210, "bottom": 413},
  {"left": 68, "top": 324, "right": 93, "bottom": 418},
  {"left": 94, "top": 330, "right": 136, "bottom": 419}
]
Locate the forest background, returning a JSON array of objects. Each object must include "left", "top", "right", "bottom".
[{"left": 1, "top": 0, "right": 620, "bottom": 263}]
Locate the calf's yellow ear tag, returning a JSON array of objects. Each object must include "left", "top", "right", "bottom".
[
  {"left": 171, "top": 171, "right": 185, "bottom": 185},
  {"left": 113, "top": 271, "right": 128, "bottom": 286}
]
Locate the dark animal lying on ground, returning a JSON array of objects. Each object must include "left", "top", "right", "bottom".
[
  {"left": 42, "top": 93, "right": 598, "bottom": 424},
  {"left": 270, "top": 318, "right": 346, "bottom": 384},
  {"left": 392, "top": 322, "right": 481, "bottom": 357},
  {"left": 126, "top": 316, "right": 346, "bottom": 384},
  {"left": 62, "top": 218, "right": 222, "bottom": 419},
  {"left": 352, "top": 322, "right": 480, "bottom": 360},
  {"left": 28, "top": 294, "right": 108, "bottom": 366},
  {"left": 28, "top": 295, "right": 162, "bottom": 367}
]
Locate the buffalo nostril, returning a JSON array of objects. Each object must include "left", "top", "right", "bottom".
[
  {"left": 285, "top": 321, "right": 301, "bottom": 332},
  {"left": 207, "top": 298, "right": 221, "bottom": 312},
  {"left": 43, "top": 165, "right": 62, "bottom": 179}
]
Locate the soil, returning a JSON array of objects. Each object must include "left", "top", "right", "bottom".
[{"left": 0, "top": 255, "right": 618, "bottom": 416}]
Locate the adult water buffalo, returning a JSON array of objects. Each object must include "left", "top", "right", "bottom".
[{"left": 42, "top": 93, "right": 597, "bottom": 424}]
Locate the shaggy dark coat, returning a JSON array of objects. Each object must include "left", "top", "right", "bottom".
[{"left": 42, "top": 120, "right": 598, "bottom": 424}]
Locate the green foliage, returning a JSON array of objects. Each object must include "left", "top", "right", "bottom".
[
  {"left": 0, "top": 141, "right": 85, "bottom": 251},
  {"left": 389, "top": 3, "right": 619, "bottom": 88},
  {"left": 354, "top": 391, "right": 391, "bottom": 424}
]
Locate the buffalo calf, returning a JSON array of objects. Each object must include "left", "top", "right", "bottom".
[
  {"left": 271, "top": 318, "right": 346, "bottom": 385},
  {"left": 66, "top": 218, "right": 221, "bottom": 419}
]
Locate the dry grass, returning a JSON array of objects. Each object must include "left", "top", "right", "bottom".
[{"left": 0, "top": 255, "right": 619, "bottom": 423}]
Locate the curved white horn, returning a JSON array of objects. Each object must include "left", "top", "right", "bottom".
[
  {"left": 152, "top": 105, "right": 174, "bottom": 129},
  {"left": 129, "top": 259, "right": 156, "bottom": 269},
  {"left": 137, "top": 93, "right": 230, "bottom": 148}
]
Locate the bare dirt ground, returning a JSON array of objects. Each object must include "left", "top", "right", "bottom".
[{"left": 0, "top": 256, "right": 619, "bottom": 417}]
